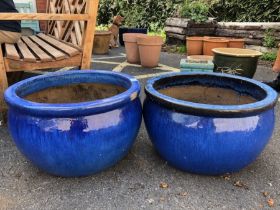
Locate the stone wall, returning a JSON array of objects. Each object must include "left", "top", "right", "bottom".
[{"left": 165, "top": 18, "right": 280, "bottom": 50}]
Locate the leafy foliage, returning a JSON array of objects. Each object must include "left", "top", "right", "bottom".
[
  {"left": 263, "top": 29, "right": 277, "bottom": 48},
  {"left": 210, "top": 0, "right": 280, "bottom": 22},
  {"left": 97, "top": 0, "right": 280, "bottom": 31},
  {"left": 261, "top": 52, "right": 277, "bottom": 62},
  {"left": 97, "top": 0, "right": 182, "bottom": 30},
  {"left": 179, "top": 0, "right": 210, "bottom": 23}
]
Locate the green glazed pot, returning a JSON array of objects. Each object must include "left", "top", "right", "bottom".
[{"left": 213, "top": 48, "right": 262, "bottom": 78}]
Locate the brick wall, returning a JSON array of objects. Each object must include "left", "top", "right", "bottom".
[{"left": 36, "top": 0, "right": 47, "bottom": 32}]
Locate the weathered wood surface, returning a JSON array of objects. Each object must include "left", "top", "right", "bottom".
[
  {"left": 216, "top": 28, "right": 280, "bottom": 40},
  {"left": 187, "top": 28, "right": 216, "bottom": 36},
  {"left": 165, "top": 26, "right": 187, "bottom": 35},
  {"left": 166, "top": 32, "right": 186, "bottom": 40},
  {"left": 165, "top": 18, "right": 190, "bottom": 28},
  {"left": 218, "top": 22, "right": 280, "bottom": 31},
  {"left": 188, "top": 20, "right": 217, "bottom": 28},
  {"left": 0, "top": 13, "right": 89, "bottom": 21},
  {"left": 244, "top": 38, "right": 263, "bottom": 46},
  {"left": 166, "top": 18, "right": 217, "bottom": 28}
]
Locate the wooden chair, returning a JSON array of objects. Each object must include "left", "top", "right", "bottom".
[{"left": 0, "top": 0, "right": 99, "bottom": 112}]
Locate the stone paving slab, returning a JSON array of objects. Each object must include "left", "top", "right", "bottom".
[{"left": 0, "top": 47, "right": 279, "bottom": 210}]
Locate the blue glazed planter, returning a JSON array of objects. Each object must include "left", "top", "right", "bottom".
[
  {"left": 119, "top": 27, "right": 148, "bottom": 46},
  {"left": 4, "top": 70, "right": 142, "bottom": 177},
  {"left": 144, "top": 72, "right": 278, "bottom": 175}
]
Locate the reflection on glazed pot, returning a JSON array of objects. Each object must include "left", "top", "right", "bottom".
[
  {"left": 5, "top": 70, "right": 142, "bottom": 177},
  {"left": 143, "top": 72, "right": 277, "bottom": 175}
]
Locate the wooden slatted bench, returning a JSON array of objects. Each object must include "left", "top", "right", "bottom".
[{"left": 0, "top": 0, "right": 99, "bottom": 114}]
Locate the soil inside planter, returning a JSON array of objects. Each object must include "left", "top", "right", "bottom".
[
  {"left": 159, "top": 85, "right": 257, "bottom": 105},
  {"left": 24, "top": 83, "right": 126, "bottom": 104}
]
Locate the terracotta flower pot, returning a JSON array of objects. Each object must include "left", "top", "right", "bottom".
[
  {"left": 203, "top": 38, "right": 229, "bottom": 56},
  {"left": 137, "top": 36, "right": 163, "bottom": 68},
  {"left": 186, "top": 37, "right": 205, "bottom": 56},
  {"left": 228, "top": 39, "right": 245, "bottom": 48},
  {"left": 93, "top": 31, "right": 112, "bottom": 55},
  {"left": 273, "top": 46, "right": 280, "bottom": 72},
  {"left": 124, "top": 33, "right": 147, "bottom": 64}
]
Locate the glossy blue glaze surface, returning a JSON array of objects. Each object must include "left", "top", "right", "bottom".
[
  {"left": 144, "top": 72, "right": 278, "bottom": 175},
  {"left": 5, "top": 70, "right": 142, "bottom": 177}
]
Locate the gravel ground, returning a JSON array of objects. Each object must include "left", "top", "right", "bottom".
[{"left": 0, "top": 47, "right": 279, "bottom": 210}]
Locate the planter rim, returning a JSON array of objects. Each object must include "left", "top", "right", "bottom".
[
  {"left": 137, "top": 36, "right": 163, "bottom": 46},
  {"left": 213, "top": 48, "right": 262, "bottom": 57},
  {"left": 145, "top": 72, "right": 277, "bottom": 117},
  {"left": 204, "top": 39, "right": 229, "bottom": 43},
  {"left": 4, "top": 70, "right": 141, "bottom": 117},
  {"left": 95, "top": 30, "right": 112, "bottom": 35},
  {"left": 186, "top": 36, "right": 205, "bottom": 41},
  {"left": 123, "top": 33, "right": 147, "bottom": 43}
]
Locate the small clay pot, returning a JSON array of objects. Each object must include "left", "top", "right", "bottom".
[
  {"left": 273, "top": 45, "right": 280, "bottom": 72},
  {"left": 93, "top": 31, "right": 112, "bottom": 55},
  {"left": 137, "top": 36, "right": 163, "bottom": 68},
  {"left": 124, "top": 33, "right": 147, "bottom": 64},
  {"left": 228, "top": 39, "right": 245, "bottom": 48},
  {"left": 186, "top": 37, "right": 205, "bottom": 55},
  {"left": 203, "top": 38, "right": 229, "bottom": 56}
]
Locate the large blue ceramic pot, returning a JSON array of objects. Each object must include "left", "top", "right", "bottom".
[
  {"left": 4, "top": 70, "right": 142, "bottom": 177},
  {"left": 144, "top": 72, "right": 278, "bottom": 175}
]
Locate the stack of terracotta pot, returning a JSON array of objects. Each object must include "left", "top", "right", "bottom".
[
  {"left": 123, "top": 33, "right": 163, "bottom": 68},
  {"left": 186, "top": 36, "right": 245, "bottom": 56}
]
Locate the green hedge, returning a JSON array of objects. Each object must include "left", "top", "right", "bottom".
[
  {"left": 97, "top": 0, "right": 182, "bottom": 30},
  {"left": 97, "top": 0, "right": 280, "bottom": 30},
  {"left": 210, "top": 0, "right": 280, "bottom": 22}
]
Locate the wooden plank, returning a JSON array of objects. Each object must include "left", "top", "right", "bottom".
[
  {"left": 29, "top": 35, "right": 66, "bottom": 60},
  {"left": 165, "top": 26, "right": 187, "bottom": 35},
  {"left": 165, "top": 18, "right": 190, "bottom": 28},
  {"left": 17, "top": 40, "right": 37, "bottom": 62},
  {"left": 0, "top": 13, "right": 90, "bottom": 21},
  {"left": 48, "top": 34, "right": 82, "bottom": 50},
  {"left": 5, "top": 54, "right": 82, "bottom": 72},
  {"left": 21, "top": 36, "right": 53, "bottom": 62},
  {"left": 81, "top": 0, "right": 99, "bottom": 69},
  {"left": 166, "top": 32, "right": 186, "bottom": 41},
  {"left": 37, "top": 33, "right": 80, "bottom": 56},
  {"left": 74, "top": 21, "right": 82, "bottom": 45},
  {"left": 71, "top": 32, "right": 78, "bottom": 46},
  {"left": 218, "top": 22, "right": 280, "bottom": 31},
  {"left": 0, "top": 47, "right": 8, "bottom": 112},
  {"left": 5, "top": 44, "right": 20, "bottom": 60}
]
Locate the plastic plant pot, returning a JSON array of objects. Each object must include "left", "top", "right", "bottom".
[
  {"left": 143, "top": 72, "right": 277, "bottom": 176},
  {"left": 4, "top": 70, "right": 142, "bottom": 177},
  {"left": 213, "top": 48, "right": 262, "bottom": 78}
]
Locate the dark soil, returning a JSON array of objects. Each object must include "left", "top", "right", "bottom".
[
  {"left": 159, "top": 85, "right": 257, "bottom": 105},
  {"left": 24, "top": 83, "right": 126, "bottom": 104}
]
